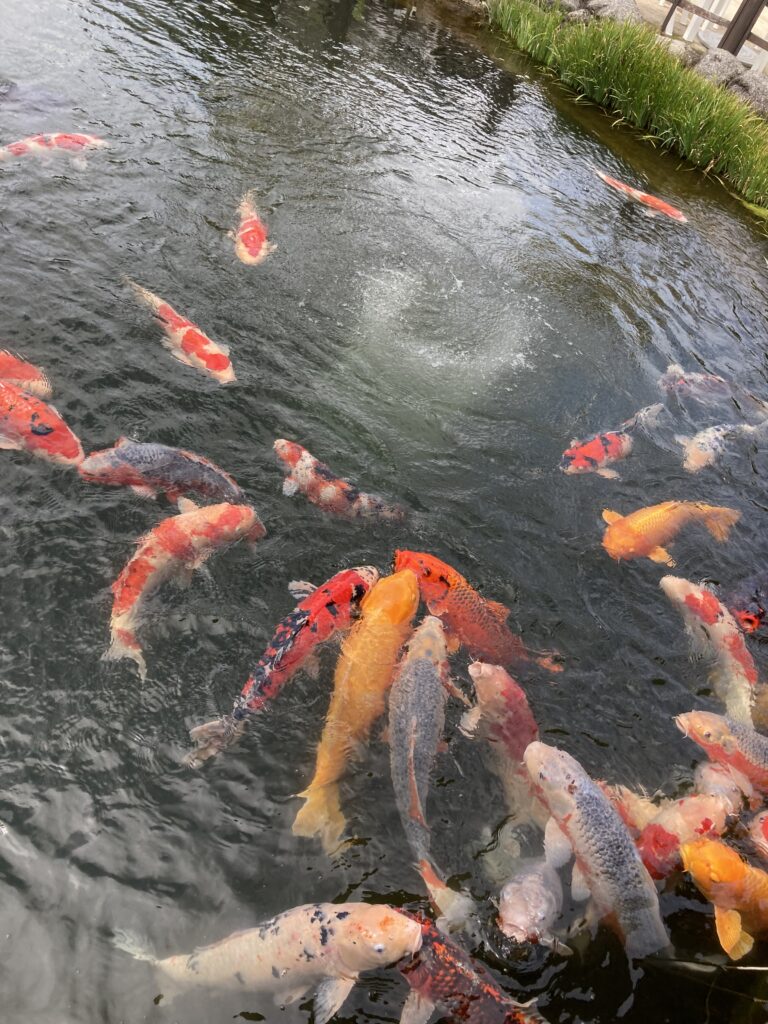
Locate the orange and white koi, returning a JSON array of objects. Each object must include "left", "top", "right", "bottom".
[
  {"left": 660, "top": 576, "right": 757, "bottom": 725},
  {"left": 601, "top": 500, "right": 740, "bottom": 566},
  {"left": 595, "top": 170, "right": 687, "bottom": 223},
  {"left": 636, "top": 794, "right": 730, "bottom": 880},
  {"left": 0, "top": 132, "right": 108, "bottom": 162},
  {"left": 232, "top": 191, "right": 275, "bottom": 265},
  {"left": 676, "top": 711, "right": 768, "bottom": 794},
  {"left": 127, "top": 280, "right": 235, "bottom": 384},
  {"left": 681, "top": 837, "right": 768, "bottom": 960},
  {"left": 694, "top": 760, "right": 755, "bottom": 813},
  {"left": 107, "top": 499, "right": 266, "bottom": 680},
  {"left": 275, "top": 439, "right": 405, "bottom": 522},
  {"left": 0, "top": 351, "right": 52, "bottom": 398},
  {"left": 0, "top": 382, "right": 82, "bottom": 466},
  {"left": 560, "top": 403, "right": 663, "bottom": 479}
]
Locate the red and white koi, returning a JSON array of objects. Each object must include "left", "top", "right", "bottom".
[
  {"left": 0, "top": 351, "right": 52, "bottom": 398},
  {"left": 660, "top": 576, "right": 757, "bottom": 725},
  {"left": 694, "top": 760, "right": 755, "bottom": 813},
  {"left": 636, "top": 793, "right": 730, "bottom": 880},
  {"left": 107, "top": 499, "right": 266, "bottom": 680},
  {"left": 0, "top": 132, "right": 108, "bottom": 164},
  {"left": 657, "top": 363, "right": 731, "bottom": 400},
  {"left": 0, "top": 382, "right": 82, "bottom": 466},
  {"left": 595, "top": 170, "right": 687, "bottom": 223},
  {"left": 274, "top": 439, "right": 405, "bottom": 522},
  {"left": 676, "top": 711, "right": 768, "bottom": 794},
  {"left": 127, "top": 279, "right": 235, "bottom": 384},
  {"left": 560, "top": 403, "right": 663, "bottom": 479},
  {"left": 232, "top": 191, "right": 275, "bottom": 265}
]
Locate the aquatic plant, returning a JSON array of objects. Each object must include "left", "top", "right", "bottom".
[{"left": 488, "top": 0, "right": 768, "bottom": 206}]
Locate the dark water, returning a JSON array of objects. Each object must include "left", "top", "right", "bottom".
[{"left": 2, "top": 0, "right": 768, "bottom": 1020}]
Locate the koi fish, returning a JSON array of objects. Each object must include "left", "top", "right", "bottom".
[
  {"left": 127, "top": 279, "right": 235, "bottom": 384},
  {"left": 0, "top": 351, "right": 52, "bottom": 398},
  {"left": 694, "top": 760, "right": 755, "bottom": 813},
  {"left": 232, "top": 191, "right": 275, "bottom": 265},
  {"left": 676, "top": 711, "right": 768, "bottom": 793},
  {"left": 397, "top": 911, "right": 545, "bottom": 1024},
  {"left": 601, "top": 500, "right": 740, "bottom": 566},
  {"left": 660, "top": 576, "right": 757, "bottom": 725},
  {"left": 681, "top": 837, "right": 768, "bottom": 960},
  {"left": 498, "top": 858, "right": 564, "bottom": 950},
  {"left": 292, "top": 570, "right": 419, "bottom": 853},
  {"left": 595, "top": 170, "right": 687, "bottom": 223},
  {"left": 460, "top": 662, "right": 543, "bottom": 825},
  {"left": 274, "top": 439, "right": 405, "bottom": 522},
  {"left": 722, "top": 573, "right": 768, "bottom": 635},
  {"left": 186, "top": 566, "right": 380, "bottom": 766},
  {"left": 416, "top": 858, "right": 476, "bottom": 936},
  {"left": 636, "top": 794, "right": 730, "bottom": 879},
  {"left": 79, "top": 438, "right": 242, "bottom": 504},
  {"left": 675, "top": 423, "right": 757, "bottom": 473},
  {"left": 657, "top": 363, "right": 731, "bottom": 400},
  {"left": 0, "top": 132, "right": 107, "bottom": 163},
  {"left": 0, "top": 382, "right": 83, "bottom": 466},
  {"left": 749, "top": 811, "right": 768, "bottom": 860},
  {"left": 600, "top": 783, "right": 660, "bottom": 835},
  {"left": 113, "top": 901, "right": 422, "bottom": 1022},
  {"left": 560, "top": 403, "right": 663, "bottom": 479},
  {"left": 393, "top": 550, "right": 555, "bottom": 670},
  {"left": 525, "top": 742, "right": 669, "bottom": 959},
  {"left": 107, "top": 499, "right": 266, "bottom": 680},
  {"left": 389, "top": 616, "right": 450, "bottom": 863}
]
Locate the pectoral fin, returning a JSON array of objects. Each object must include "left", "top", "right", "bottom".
[
  {"left": 571, "top": 863, "right": 591, "bottom": 902},
  {"left": 596, "top": 468, "right": 619, "bottom": 480},
  {"left": 0, "top": 433, "right": 23, "bottom": 451},
  {"left": 602, "top": 509, "right": 623, "bottom": 525},
  {"left": 177, "top": 497, "right": 199, "bottom": 514},
  {"left": 313, "top": 976, "right": 356, "bottom": 1024},
  {"left": 130, "top": 484, "right": 157, "bottom": 499},
  {"left": 544, "top": 817, "right": 573, "bottom": 869},
  {"left": 648, "top": 546, "right": 675, "bottom": 567},
  {"left": 486, "top": 599, "right": 511, "bottom": 624},
  {"left": 714, "top": 906, "right": 754, "bottom": 960},
  {"left": 282, "top": 476, "right": 299, "bottom": 497},
  {"left": 400, "top": 990, "right": 436, "bottom": 1024},
  {"left": 459, "top": 705, "right": 482, "bottom": 738},
  {"left": 162, "top": 339, "right": 195, "bottom": 368},
  {"left": 288, "top": 579, "right": 317, "bottom": 601}
]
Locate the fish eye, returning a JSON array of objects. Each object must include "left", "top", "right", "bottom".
[
  {"left": 373, "top": 943, "right": 385, "bottom": 954},
  {"left": 702, "top": 731, "right": 712, "bottom": 740}
]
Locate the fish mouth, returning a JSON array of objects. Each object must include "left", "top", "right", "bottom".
[{"left": 674, "top": 714, "right": 690, "bottom": 738}]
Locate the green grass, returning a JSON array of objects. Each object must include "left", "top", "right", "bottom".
[{"left": 487, "top": 0, "right": 768, "bottom": 206}]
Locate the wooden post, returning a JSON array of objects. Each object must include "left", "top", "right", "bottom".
[{"left": 719, "top": 0, "right": 765, "bottom": 53}]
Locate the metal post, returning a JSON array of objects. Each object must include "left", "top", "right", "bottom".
[{"left": 719, "top": 0, "right": 765, "bottom": 53}]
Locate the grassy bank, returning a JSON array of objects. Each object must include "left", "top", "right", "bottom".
[{"left": 487, "top": 0, "right": 768, "bottom": 206}]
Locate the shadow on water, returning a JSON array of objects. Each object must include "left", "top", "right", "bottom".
[{"left": 1, "top": 0, "right": 768, "bottom": 1020}]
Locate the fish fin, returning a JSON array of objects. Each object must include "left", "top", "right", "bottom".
[
  {"left": 459, "top": 704, "right": 482, "bottom": 738},
  {"left": 218, "top": 342, "right": 230, "bottom": 356},
  {"left": 640, "top": 206, "right": 658, "bottom": 218},
  {"left": 0, "top": 432, "right": 23, "bottom": 451},
  {"left": 703, "top": 507, "right": 741, "bottom": 543},
  {"left": 176, "top": 497, "right": 199, "bottom": 514},
  {"left": 163, "top": 341, "right": 196, "bottom": 369},
  {"left": 184, "top": 716, "right": 245, "bottom": 767},
  {"left": 69, "top": 154, "right": 88, "bottom": 171},
  {"left": 441, "top": 675, "right": 470, "bottom": 707},
  {"left": 282, "top": 476, "right": 299, "bottom": 497},
  {"left": 486, "top": 599, "right": 511, "bottom": 624},
  {"left": 714, "top": 906, "right": 754, "bottom": 960},
  {"left": 130, "top": 484, "right": 156, "bottom": 500},
  {"left": 602, "top": 509, "right": 623, "bottom": 525},
  {"left": 544, "top": 817, "right": 572, "bottom": 869},
  {"left": 115, "top": 436, "right": 132, "bottom": 447},
  {"left": 571, "top": 863, "right": 591, "bottom": 902},
  {"left": 313, "top": 976, "right": 356, "bottom": 1024},
  {"left": 596, "top": 468, "right": 619, "bottom": 480},
  {"left": 279, "top": 985, "right": 313, "bottom": 1007},
  {"left": 648, "top": 546, "right": 676, "bottom": 567},
  {"left": 400, "top": 990, "right": 436, "bottom": 1024},
  {"left": 174, "top": 565, "right": 195, "bottom": 589},
  {"left": 303, "top": 652, "right": 321, "bottom": 681},
  {"left": 111, "top": 929, "right": 157, "bottom": 964},
  {"left": 292, "top": 784, "right": 346, "bottom": 854},
  {"left": 103, "top": 631, "right": 147, "bottom": 681},
  {"left": 407, "top": 720, "right": 428, "bottom": 828},
  {"left": 288, "top": 579, "right": 317, "bottom": 601}
]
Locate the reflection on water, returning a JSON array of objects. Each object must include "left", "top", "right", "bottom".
[{"left": 1, "top": 0, "right": 768, "bottom": 1020}]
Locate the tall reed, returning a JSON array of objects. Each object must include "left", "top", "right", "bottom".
[{"left": 488, "top": 0, "right": 768, "bottom": 206}]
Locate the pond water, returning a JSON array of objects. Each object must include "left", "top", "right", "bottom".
[{"left": 1, "top": 0, "right": 768, "bottom": 1020}]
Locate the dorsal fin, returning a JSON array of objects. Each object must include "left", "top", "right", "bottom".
[
  {"left": 177, "top": 497, "right": 199, "bottom": 514},
  {"left": 602, "top": 509, "right": 623, "bottom": 525}
]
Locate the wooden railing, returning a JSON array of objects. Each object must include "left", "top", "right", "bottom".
[{"left": 660, "top": 0, "right": 768, "bottom": 55}]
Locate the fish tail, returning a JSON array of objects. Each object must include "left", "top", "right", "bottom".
[
  {"left": 104, "top": 627, "right": 147, "bottom": 681},
  {"left": 111, "top": 928, "right": 157, "bottom": 964},
  {"left": 292, "top": 783, "right": 346, "bottom": 854},
  {"left": 702, "top": 506, "right": 741, "bottom": 542},
  {"left": 185, "top": 715, "right": 244, "bottom": 767},
  {"left": 123, "top": 276, "right": 162, "bottom": 313},
  {"left": 238, "top": 189, "right": 258, "bottom": 218}
]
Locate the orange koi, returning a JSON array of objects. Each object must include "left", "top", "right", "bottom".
[
  {"left": 601, "top": 501, "right": 740, "bottom": 566},
  {"left": 127, "top": 280, "right": 235, "bottom": 384},
  {"left": 681, "top": 837, "right": 768, "bottom": 959},
  {"left": 0, "top": 382, "right": 82, "bottom": 466},
  {"left": 232, "top": 191, "right": 275, "bottom": 265},
  {"left": 595, "top": 170, "right": 687, "bottom": 223}
]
